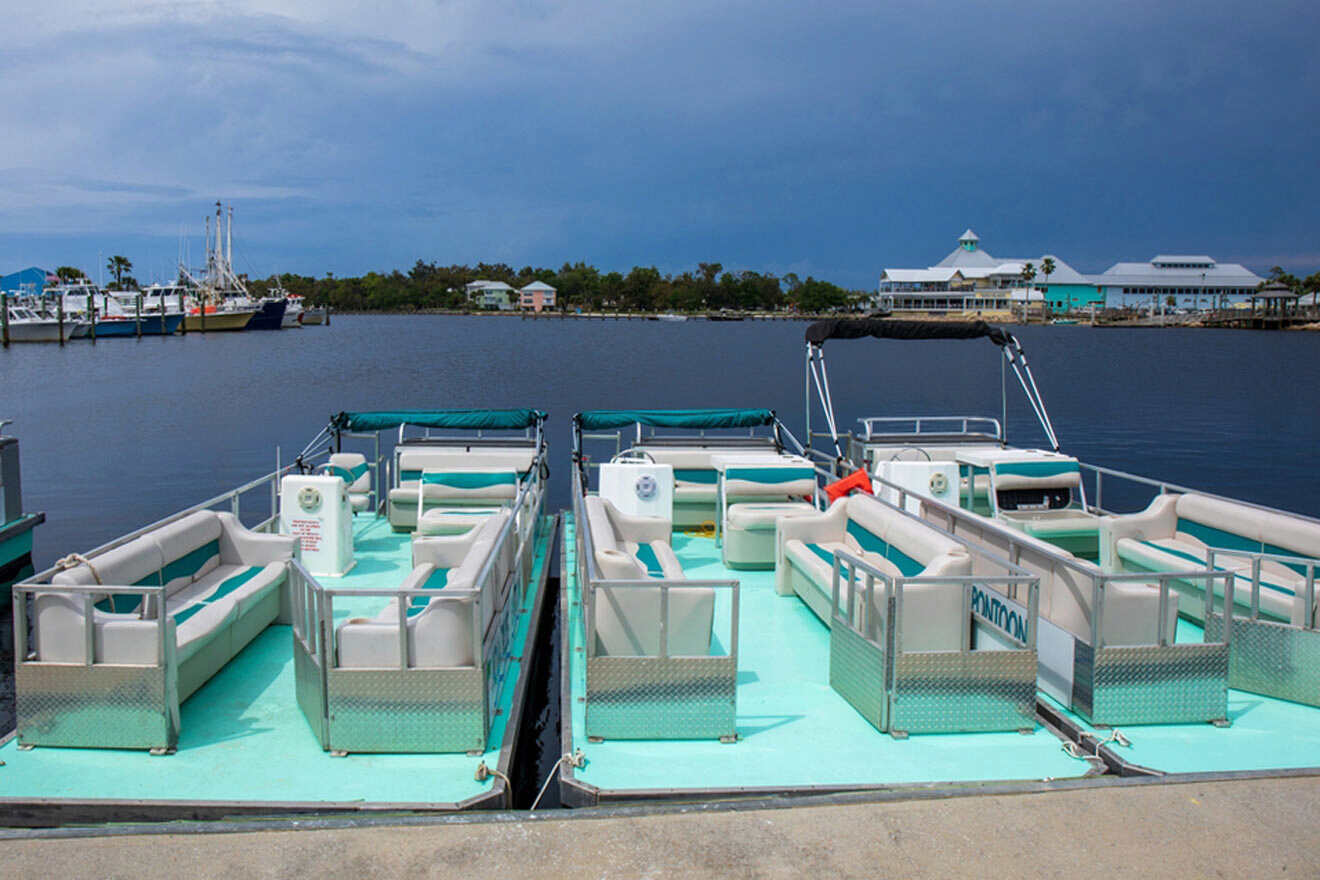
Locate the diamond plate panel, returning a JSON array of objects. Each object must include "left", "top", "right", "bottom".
[
  {"left": 1076, "top": 642, "right": 1228, "bottom": 726},
  {"left": 891, "top": 650, "right": 1037, "bottom": 733},
  {"left": 1207, "top": 613, "right": 1320, "bottom": 707},
  {"left": 829, "top": 619, "right": 888, "bottom": 732},
  {"left": 16, "top": 662, "right": 178, "bottom": 750},
  {"left": 293, "top": 636, "right": 329, "bottom": 748},
  {"left": 327, "top": 667, "right": 485, "bottom": 753},
  {"left": 586, "top": 656, "right": 736, "bottom": 740}
]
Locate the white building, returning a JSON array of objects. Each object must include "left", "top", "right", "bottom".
[
  {"left": 465, "top": 280, "right": 517, "bottom": 310},
  {"left": 1095, "top": 256, "right": 1263, "bottom": 310},
  {"left": 876, "top": 230, "right": 1096, "bottom": 313}
]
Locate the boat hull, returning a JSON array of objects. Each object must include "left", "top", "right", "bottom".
[
  {"left": 4, "top": 321, "right": 79, "bottom": 343},
  {"left": 183, "top": 310, "right": 255, "bottom": 332},
  {"left": 247, "top": 300, "right": 288, "bottom": 331},
  {"left": 300, "top": 307, "right": 326, "bottom": 325},
  {"left": 80, "top": 315, "right": 180, "bottom": 337}
]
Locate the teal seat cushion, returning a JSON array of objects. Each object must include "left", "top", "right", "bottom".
[
  {"left": 408, "top": 567, "right": 450, "bottom": 616},
  {"left": 633, "top": 543, "right": 665, "bottom": 578},
  {"left": 169, "top": 565, "right": 264, "bottom": 624}
]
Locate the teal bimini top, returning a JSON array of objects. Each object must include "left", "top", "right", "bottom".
[
  {"left": 575, "top": 408, "right": 775, "bottom": 431},
  {"left": 331, "top": 409, "right": 546, "bottom": 431}
]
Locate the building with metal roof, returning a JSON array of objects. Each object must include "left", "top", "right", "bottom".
[
  {"left": 518, "top": 280, "right": 556, "bottom": 312},
  {"left": 1095, "top": 255, "right": 1262, "bottom": 310},
  {"left": 1, "top": 267, "right": 50, "bottom": 295},
  {"left": 464, "top": 279, "right": 517, "bottom": 310},
  {"left": 878, "top": 231, "right": 1101, "bottom": 314}
]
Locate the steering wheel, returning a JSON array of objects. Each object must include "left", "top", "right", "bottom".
[
  {"left": 888, "top": 446, "right": 932, "bottom": 462},
  {"left": 611, "top": 449, "right": 656, "bottom": 464}
]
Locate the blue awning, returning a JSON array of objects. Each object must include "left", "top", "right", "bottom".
[
  {"left": 331, "top": 410, "right": 545, "bottom": 431},
  {"left": 575, "top": 409, "right": 775, "bottom": 430}
]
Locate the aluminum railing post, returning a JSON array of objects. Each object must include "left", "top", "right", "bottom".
[
  {"left": 1250, "top": 557, "right": 1262, "bottom": 620},
  {"left": 1091, "top": 575, "right": 1105, "bottom": 651},
  {"left": 659, "top": 584, "right": 669, "bottom": 658},
  {"left": 1306, "top": 564, "right": 1316, "bottom": 630},
  {"left": 397, "top": 592, "right": 408, "bottom": 669},
  {"left": 1157, "top": 576, "right": 1170, "bottom": 647}
]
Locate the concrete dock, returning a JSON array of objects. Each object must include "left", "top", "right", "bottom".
[{"left": 2, "top": 775, "right": 1317, "bottom": 878}]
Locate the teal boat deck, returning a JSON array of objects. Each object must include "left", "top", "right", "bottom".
[
  {"left": 1047, "top": 619, "right": 1320, "bottom": 776},
  {"left": 0, "top": 514, "right": 556, "bottom": 817},
  {"left": 561, "top": 515, "right": 1092, "bottom": 803}
]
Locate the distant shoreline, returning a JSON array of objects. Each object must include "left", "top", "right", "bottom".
[{"left": 316, "top": 309, "right": 1320, "bottom": 330}]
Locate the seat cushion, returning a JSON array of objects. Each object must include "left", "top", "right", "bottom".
[
  {"left": 417, "top": 507, "right": 502, "bottom": 536},
  {"left": 727, "top": 502, "right": 817, "bottom": 531},
  {"left": 1115, "top": 536, "right": 1299, "bottom": 621},
  {"left": 785, "top": 539, "right": 901, "bottom": 592},
  {"left": 149, "top": 512, "right": 224, "bottom": 595}
]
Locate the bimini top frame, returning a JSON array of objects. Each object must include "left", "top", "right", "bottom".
[
  {"left": 803, "top": 319, "right": 1059, "bottom": 463},
  {"left": 571, "top": 408, "right": 803, "bottom": 482}
]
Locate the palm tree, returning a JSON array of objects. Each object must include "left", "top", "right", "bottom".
[
  {"left": 1019, "top": 262, "right": 1036, "bottom": 322},
  {"left": 106, "top": 255, "right": 133, "bottom": 291},
  {"left": 1040, "top": 256, "right": 1056, "bottom": 312}
]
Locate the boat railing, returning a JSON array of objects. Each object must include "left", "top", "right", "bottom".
[
  {"left": 292, "top": 444, "right": 547, "bottom": 754},
  {"left": 856, "top": 416, "right": 1003, "bottom": 443},
  {"left": 571, "top": 474, "right": 739, "bottom": 742},
  {"left": 1198, "top": 547, "right": 1320, "bottom": 706},
  {"left": 870, "top": 471, "right": 1233, "bottom": 726},
  {"left": 1204, "top": 547, "right": 1318, "bottom": 630},
  {"left": 827, "top": 547, "right": 1040, "bottom": 735},
  {"left": 11, "top": 580, "right": 179, "bottom": 751},
  {"left": 18, "top": 448, "right": 330, "bottom": 587},
  {"left": 1077, "top": 460, "right": 1320, "bottom": 525}
]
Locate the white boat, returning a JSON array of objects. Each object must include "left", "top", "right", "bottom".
[
  {"left": 3, "top": 304, "right": 82, "bottom": 343},
  {"left": 657, "top": 313, "right": 688, "bottom": 322},
  {"left": 800, "top": 316, "right": 1320, "bottom": 775},
  {"left": 279, "top": 289, "right": 304, "bottom": 327}
]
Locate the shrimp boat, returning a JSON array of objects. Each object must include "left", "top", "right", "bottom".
[
  {"left": 559, "top": 408, "right": 1095, "bottom": 806},
  {"left": 1, "top": 420, "right": 44, "bottom": 603},
  {"left": 802, "top": 318, "right": 1320, "bottom": 777},
  {"left": 178, "top": 202, "right": 259, "bottom": 332},
  {"left": 3, "top": 409, "right": 557, "bottom": 826}
]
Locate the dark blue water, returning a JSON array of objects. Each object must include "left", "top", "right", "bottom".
[{"left": 4, "top": 316, "right": 1319, "bottom": 806}]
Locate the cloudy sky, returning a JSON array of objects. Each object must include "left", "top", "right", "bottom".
[{"left": 2, "top": 1, "right": 1317, "bottom": 286}]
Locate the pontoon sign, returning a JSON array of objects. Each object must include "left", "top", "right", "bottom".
[{"left": 971, "top": 584, "right": 1029, "bottom": 644}]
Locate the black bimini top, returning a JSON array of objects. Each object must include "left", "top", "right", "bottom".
[{"left": 804, "top": 318, "right": 1011, "bottom": 346}]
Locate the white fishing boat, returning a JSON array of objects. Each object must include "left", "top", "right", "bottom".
[
  {"left": 278, "top": 288, "right": 305, "bottom": 327},
  {"left": 176, "top": 202, "right": 260, "bottom": 331},
  {"left": 3, "top": 304, "right": 82, "bottom": 343}
]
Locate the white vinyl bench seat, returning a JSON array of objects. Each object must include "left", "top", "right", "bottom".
[
  {"left": 777, "top": 495, "right": 973, "bottom": 652},
  {"left": 416, "top": 507, "right": 504, "bottom": 536},
  {"left": 387, "top": 446, "right": 535, "bottom": 529},
  {"left": 583, "top": 495, "right": 715, "bottom": 656},
  {"left": 337, "top": 511, "right": 511, "bottom": 668},
  {"left": 1102, "top": 493, "right": 1320, "bottom": 626},
  {"left": 36, "top": 510, "right": 295, "bottom": 703}
]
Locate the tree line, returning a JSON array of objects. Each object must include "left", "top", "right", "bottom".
[{"left": 245, "top": 261, "right": 871, "bottom": 313}]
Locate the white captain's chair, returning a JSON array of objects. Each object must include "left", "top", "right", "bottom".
[{"left": 324, "top": 453, "right": 372, "bottom": 513}]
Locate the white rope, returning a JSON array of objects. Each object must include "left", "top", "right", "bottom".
[
  {"left": 1062, "top": 728, "right": 1130, "bottom": 761},
  {"left": 54, "top": 553, "right": 101, "bottom": 584},
  {"left": 530, "top": 750, "right": 586, "bottom": 811}
]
